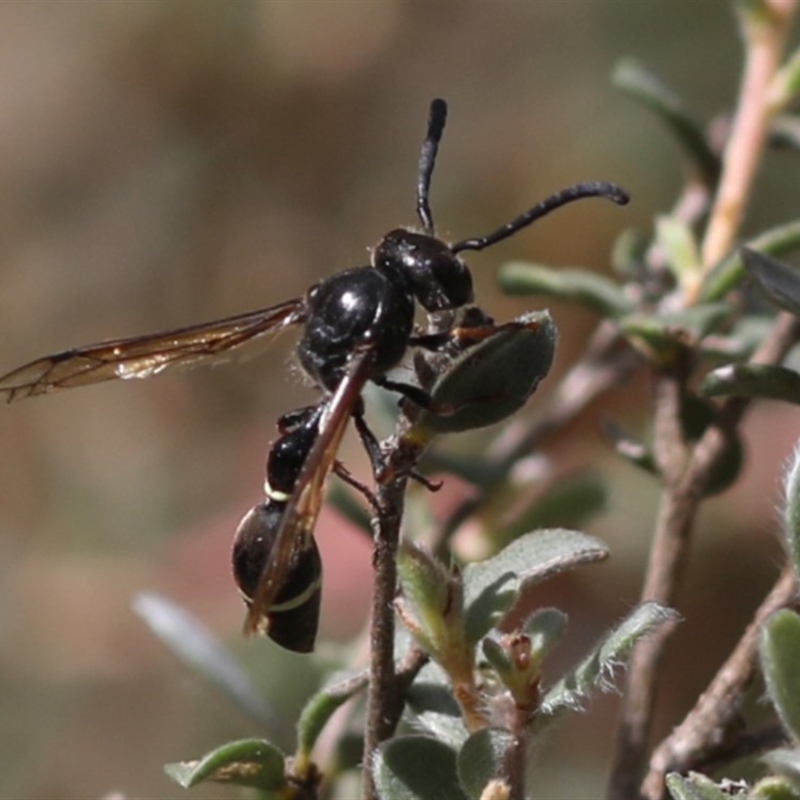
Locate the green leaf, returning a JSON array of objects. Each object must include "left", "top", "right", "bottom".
[
  {"left": 619, "top": 304, "right": 733, "bottom": 362},
  {"left": 296, "top": 670, "right": 369, "bottom": 758},
  {"left": 761, "top": 750, "right": 800, "bottom": 793},
  {"left": 463, "top": 530, "right": 609, "bottom": 616},
  {"left": 463, "top": 571, "right": 520, "bottom": 645},
  {"left": 679, "top": 393, "right": 744, "bottom": 495},
  {"left": 769, "top": 115, "right": 800, "bottom": 152},
  {"left": 411, "top": 311, "right": 557, "bottom": 436},
  {"left": 421, "top": 449, "right": 505, "bottom": 485},
  {"left": 743, "top": 248, "right": 800, "bottom": 316},
  {"left": 770, "top": 45, "right": 800, "bottom": 112},
  {"left": 665, "top": 772, "right": 742, "bottom": 800},
  {"left": 327, "top": 482, "right": 373, "bottom": 536},
  {"left": 655, "top": 216, "right": 701, "bottom": 286},
  {"left": 783, "top": 443, "right": 800, "bottom": 577},
  {"left": 373, "top": 736, "right": 467, "bottom": 800},
  {"left": 396, "top": 542, "right": 456, "bottom": 654},
  {"left": 701, "top": 364, "right": 800, "bottom": 404},
  {"left": 525, "top": 607, "right": 569, "bottom": 661},
  {"left": 165, "top": 738, "right": 286, "bottom": 791},
  {"left": 406, "top": 664, "right": 468, "bottom": 749},
  {"left": 498, "top": 261, "right": 634, "bottom": 317},
  {"left": 612, "top": 58, "right": 720, "bottom": 184},
  {"left": 761, "top": 610, "right": 800, "bottom": 743},
  {"left": 602, "top": 418, "right": 658, "bottom": 475},
  {"left": 503, "top": 472, "right": 608, "bottom": 538},
  {"left": 611, "top": 227, "right": 649, "bottom": 279},
  {"left": 542, "top": 602, "right": 679, "bottom": 716},
  {"left": 701, "top": 221, "right": 800, "bottom": 302},
  {"left": 132, "top": 593, "right": 275, "bottom": 728},
  {"left": 457, "top": 728, "right": 515, "bottom": 800}
]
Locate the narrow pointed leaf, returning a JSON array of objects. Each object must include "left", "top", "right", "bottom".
[
  {"left": 743, "top": 248, "right": 800, "bottom": 316},
  {"left": 620, "top": 304, "right": 733, "bottom": 358},
  {"left": 783, "top": 442, "right": 800, "bottom": 577},
  {"left": 602, "top": 417, "right": 658, "bottom": 474},
  {"left": 498, "top": 262, "right": 634, "bottom": 317},
  {"left": 132, "top": 592, "right": 275, "bottom": 728},
  {"left": 701, "top": 221, "right": 800, "bottom": 301},
  {"left": 164, "top": 738, "right": 286, "bottom": 790},
  {"left": 328, "top": 482, "right": 372, "bottom": 536},
  {"left": 612, "top": 58, "right": 719, "bottom": 183},
  {"left": 542, "top": 602, "right": 679, "bottom": 715},
  {"left": 500, "top": 472, "right": 608, "bottom": 544},
  {"left": 665, "top": 772, "right": 739, "bottom": 800},
  {"left": 655, "top": 216, "right": 701, "bottom": 285},
  {"left": 769, "top": 114, "right": 800, "bottom": 152},
  {"left": 770, "top": 45, "right": 800, "bottom": 112},
  {"left": 700, "top": 363, "right": 800, "bottom": 404},
  {"left": 297, "top": 670, "right": 369, "bottom": 758}
]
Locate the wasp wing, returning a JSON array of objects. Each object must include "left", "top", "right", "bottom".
[
  {"left": 0, "top": 299, "right": 307, "bottom": 402},
  {"left": 243, "top": 346, "right": 377, "bottom": 638}
]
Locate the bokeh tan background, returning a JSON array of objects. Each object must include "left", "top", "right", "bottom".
[{"left": 1, "top": 3, "right": 799, "bottom": 799}]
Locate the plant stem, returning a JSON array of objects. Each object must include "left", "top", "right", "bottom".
[
  {"left": 642, "top": 565, "right": 797, "bottom": 799},
  {"left": 363, "top": 472, "right": 408, "bottom": 800},
  {"left": 606, "top": 312, "right": 800, "bottom": 800},
  {"left": 698, "top": 0, "right": 796, "bottom": 287}
]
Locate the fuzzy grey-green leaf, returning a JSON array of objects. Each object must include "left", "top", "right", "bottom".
[
  {"left": 411, "top": 311, "right": 556, "bottom": 435},
  {"left": 463, "top": 529, "right": 609, "bottom": 616},
  {"left": 457, "top": 728, "right": 515, "bottom": 800},
  {"left": 761, "top": 748, "right": 800, "bottom": 792},
  {"left": 761, "top": 610, "right": 800, "bottom": 743},
  {"left": 373, "top": 736, "right": 467, "bottom": 800},
  {"left": 543, "top": 602, "right": 679, "bottom": 715}
]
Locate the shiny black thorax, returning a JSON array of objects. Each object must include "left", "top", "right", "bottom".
[
  {"left": 298, "top": 264, "right": 415, "bottom": 391},
  {"left": 297, "top": 228, "right": 474, "bottom": 393}
]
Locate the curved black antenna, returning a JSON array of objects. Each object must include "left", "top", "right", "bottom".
[
  {"left": 416, "top": 98, "right": 448, "bottom": 235},
  {"left": 450, "top": 180, "right": 630, "bottom": 254}
]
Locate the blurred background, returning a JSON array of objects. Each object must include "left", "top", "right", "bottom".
[{"left": 1, "top": 3, "right": 799, "bottom": 798}]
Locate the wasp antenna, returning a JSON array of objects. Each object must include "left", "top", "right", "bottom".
[
  {"left": 416, "top": 98, "right": 448, "bottom": 235},
  {"left": 451, "top": 180, "right": 630, "bottom": 254}
]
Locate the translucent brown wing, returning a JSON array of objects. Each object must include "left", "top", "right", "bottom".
[
  {"left": 0, "top": 298, "right": 307, "bottom": 402},
  {"left": 243, "top": 346, "right": 377, "bottom": 637}
]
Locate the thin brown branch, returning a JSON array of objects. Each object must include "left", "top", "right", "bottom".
[
  {"left": 606, "top": 312, "right": 800, "bottom": 800},
  {"left": 698, "top": 0, "right": 797, "bottom": 279},
  {"left": 363, "top": 472, "right": 408, "bottom": 800},
  {"left": 642, "top": 565, "right": 797, "bottom": 799}
]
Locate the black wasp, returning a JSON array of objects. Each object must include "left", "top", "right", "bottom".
[{"left": 0, "top": 99, "right": 629, "bottom": 652}]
